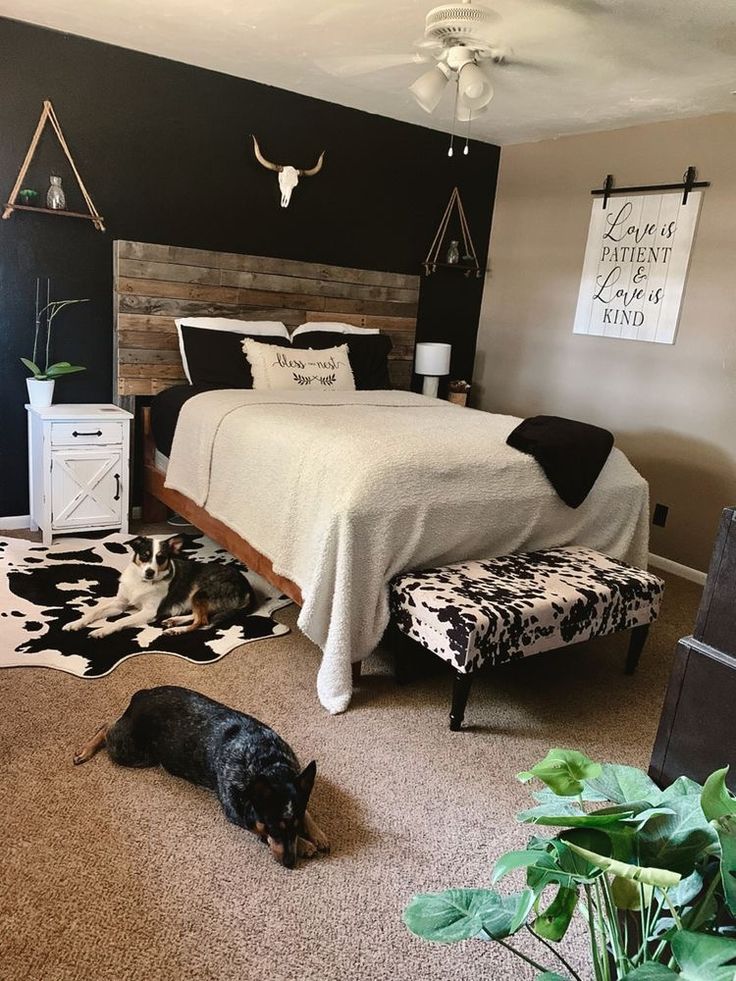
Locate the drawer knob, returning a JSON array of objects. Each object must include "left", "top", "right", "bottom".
[{"left": 72, "top": 429, "right": 102, "bottom": 437}]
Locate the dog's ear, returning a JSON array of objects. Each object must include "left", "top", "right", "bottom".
[
  {"left": 297, "top": 760, "right": 316, "bottom": 801},
  {"left": 128, "top": 536, "right": 145, "bottom": 553},
  {"left": 166, "top": 535, "right": 185, "bottom": 554}
]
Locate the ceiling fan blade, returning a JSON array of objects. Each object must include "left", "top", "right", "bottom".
[{"left": 315, "top": 53, "right": 422, "bottom": 77}]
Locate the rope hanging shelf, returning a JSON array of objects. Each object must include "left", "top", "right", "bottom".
[
  {"left": 2, "top": 100, "right": 105, "bottom": 231},
  {"left": 423, "top": 186, "right": 481, "bottom": 278}
]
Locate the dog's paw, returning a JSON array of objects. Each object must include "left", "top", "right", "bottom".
[
  {"left": 161, "top": 617, "right": 177, "bottom": 628},
  {"left": 88, "top": 626, "right": 111, "bottom": 640},
  {"left": 63, "top": 620, "right": 84, "bottom": 632},
  {"left": 297, "top": 837, "right": 318, "bottom": 859}
]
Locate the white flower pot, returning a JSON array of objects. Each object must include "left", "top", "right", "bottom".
[{"left": 26, "top": 378, "right": 55, "bottom": 408}]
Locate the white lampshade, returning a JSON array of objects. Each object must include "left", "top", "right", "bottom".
[
  {"left": 458, "top": 62, "right": 494, "bottom": 111},
  {"left": 456, "top": 101, "right": 489, "bottom": 123},
  {"left": 415, "top": 342, "right": 452, "bottom": 377},
  {"left": 409, "top": 64, "right": 450, "bottom": 113}
]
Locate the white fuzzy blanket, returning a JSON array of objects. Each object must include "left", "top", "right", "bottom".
[{"left": 165, "top": 390, "right": 649, "bottom": 713}]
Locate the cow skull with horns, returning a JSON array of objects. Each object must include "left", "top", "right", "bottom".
[{"left": 252, "top": 135, "right": 325, "bottom": 208}]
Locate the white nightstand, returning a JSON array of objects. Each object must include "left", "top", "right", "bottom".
[{"left": 27, "top": 403, "right": 133, "bottom": 545}]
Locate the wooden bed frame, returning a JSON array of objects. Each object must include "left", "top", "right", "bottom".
[{"left": 115, "top": 240, "right": 421, "bottom": 622}]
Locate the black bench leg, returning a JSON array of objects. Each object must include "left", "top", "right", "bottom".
[
  {"left": 626, "top": 624, "right": 649, "bottom": 675},
  {"left": 450, "top": 671, "right": 474, "bottom": 731}
]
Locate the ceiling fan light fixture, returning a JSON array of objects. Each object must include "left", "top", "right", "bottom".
[
  {"left": 458, "top": 62, "right": 494, "bottom": 110},
  {"left": 455, "top": 100, "right": 489, "bottom": 122},
  {"left": 409, "top": 62, "right": 451, "bottom": 113}
]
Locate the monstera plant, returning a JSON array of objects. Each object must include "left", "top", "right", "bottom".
[{"left": 404, "top": 749, "right": 736, "bottom": 980}]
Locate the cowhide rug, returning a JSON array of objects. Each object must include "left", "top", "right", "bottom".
[{"left": 0, "top": 533, "right": 291, "bottom": 678}]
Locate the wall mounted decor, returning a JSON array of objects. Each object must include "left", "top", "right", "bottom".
[
  {"left": 251, "top": 135, "right": 325, "bottom": 208},
  {"left": 2, "top": 100, "right": 105, "bottom": 230},
  {"left": 573, "top": 167, "right": 709, "bottom": 344},
  {"left": 424, "top": 186, "right": 480, "bottom": 277}
]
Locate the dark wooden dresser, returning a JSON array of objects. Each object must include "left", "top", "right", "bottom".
[{"left": 649, "top": 506, "right": 736, "bottom": 791}]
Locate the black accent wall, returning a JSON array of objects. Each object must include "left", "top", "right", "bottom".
[{"left": 0, "top": 17, "right": 499, "bottom": 517}]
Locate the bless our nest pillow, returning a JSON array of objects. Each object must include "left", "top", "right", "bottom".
[{"left": 242, "top": 338, "right": 356, "bottom": 391}]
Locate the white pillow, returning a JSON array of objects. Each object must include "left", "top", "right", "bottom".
[
  {"left": 175, "top": 317, "right": 289, "bottom": 383},
  {"left": 243, "top": 338, "right": 356, "bottom": 392},
  {"left": 292, "top": 322, "right": 379, "bottom": 337}
]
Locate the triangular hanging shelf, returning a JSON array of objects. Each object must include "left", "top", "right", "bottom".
[
  {"left": 424, "top": 186, "right": 480, "bottom": 278},
  {"left": 2, "top": 100, "right": 105, "bottom": 231}
]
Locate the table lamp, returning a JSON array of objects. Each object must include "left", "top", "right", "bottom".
[{"left": 415, "top": 342, "right": 451, "bottom": 398}]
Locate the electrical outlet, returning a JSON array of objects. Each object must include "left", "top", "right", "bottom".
[{"left": 653, "top": 503, "right": 669, "bottom": 528}]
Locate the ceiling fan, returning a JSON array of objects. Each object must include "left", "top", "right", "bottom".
[
  {"left": 317, "top": 0, "right": 559, "bottom": 153},
  {"left": 409, "top": 0, "right": 502, "bottom": 119}
]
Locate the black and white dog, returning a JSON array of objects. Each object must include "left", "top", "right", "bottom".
[{"left": 63, "top": 535, "right": 254, "bottom": 639}]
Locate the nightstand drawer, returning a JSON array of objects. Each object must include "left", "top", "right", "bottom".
[{"left": 51, "top": 421, "right": 124, "bottom": 446}]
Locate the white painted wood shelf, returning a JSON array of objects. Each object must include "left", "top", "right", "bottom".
[{"left": 27, "top": 403, "right": 133, "bottom": 545}]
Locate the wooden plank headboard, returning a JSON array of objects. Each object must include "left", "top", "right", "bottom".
[{"left": 112, "top": 240, "right": 420, "bottom": 404}]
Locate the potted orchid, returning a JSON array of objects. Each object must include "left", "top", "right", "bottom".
[{"left": 21, "top": 279, "right": 88, "bottom": 407}]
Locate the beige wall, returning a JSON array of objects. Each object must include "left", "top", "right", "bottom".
[{"left": 475, "top": 112, "right": 736, "bottom": 572}]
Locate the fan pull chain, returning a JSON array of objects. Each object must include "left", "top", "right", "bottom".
[
  {"left": 448, "top": 80, "right": 460, "bottom": 157},
  {"left": 464, "top": 109, "right": 472, "bottom": 156}
]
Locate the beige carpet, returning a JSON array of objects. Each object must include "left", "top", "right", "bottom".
[{"left": 0, "top": 529, "right": 702, "bottom": 981}]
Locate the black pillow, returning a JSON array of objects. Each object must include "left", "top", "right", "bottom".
[
  {"left": 291, "top": 331, "right": 393, "bottom": 389},
  {"left": 179, "top": 326, "right": 291, "bottom": 388}
]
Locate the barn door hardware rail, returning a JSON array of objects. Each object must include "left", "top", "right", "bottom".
[
  {"left": 592, "top": 166, "right": 710, "bottom": 209},
  {"left": 2, "top": 100, "right": 105, "bottom": 230}
]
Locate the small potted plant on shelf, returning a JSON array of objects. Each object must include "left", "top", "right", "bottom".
[
  {"left": 21, "top": 279, "right": 88, "bottom": 407},
  {"left": 404, "top": 748, "right": 736, "bottom": 980},
  {"left": 448, "top": 379, "right": 471, "bottom": 406}
]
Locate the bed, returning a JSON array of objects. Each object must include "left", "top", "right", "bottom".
[{"left": 114, "top": 241, "right": 650, "bottom": 714}]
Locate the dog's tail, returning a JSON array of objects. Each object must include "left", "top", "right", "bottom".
[{"left": 209, "top": 589, "right": 255, "bottom": 631}]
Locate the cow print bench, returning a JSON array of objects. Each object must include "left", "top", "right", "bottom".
[{"left": 389, "top": 546, "right": 664, "bottom": 731}]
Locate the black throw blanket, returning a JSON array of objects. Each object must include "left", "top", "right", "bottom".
[{"left": 507, "top": 415, "right": 614, "bottom": 508}]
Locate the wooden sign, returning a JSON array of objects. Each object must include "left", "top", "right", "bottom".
[{"left": 573, "top": 190, "right": 702, "bottom": 344}]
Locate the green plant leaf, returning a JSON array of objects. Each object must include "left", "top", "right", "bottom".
[
  {"left": 20, "top": 357, "right": 43, "bottom": 377},
  {"left": 611, "top": 875, "right": 653, "bottom": 910},
  {"left": 669, "top": 870, "right": 704, "bottom": 908},
  {"left": 533, "top": 884, "right": 578, "bottom": 941},
  {"left": 714, "top": 815, "right": 736, "bottom": 917},
  {"left": 586, "top": 763, "right": 662, "bottom": 805},
  {"left": 518, "top": 805, "right": 633, "bottom": 828},
  {"left": 620, "top": 966, "right": 679, "bottom": 979},
  {"left": 660, "top": 776, "right": 704, "bottom": 800},
  {"left": 701, "top": 768, "right": 736, "bottom": 822},
  {"left": 637, "top": 794, "right": 719, "bottom": 875},
  {"left": 45, "top": 364, "right": 86, "bottom": 378},
  {"left": 526, "top": 838, "right": 602, "bottom": 890},
  {"left": 518, "top": 749, "right": 602, "bottom": 797},
  {"left": 536, "top": 973, "right": 572, "bottom": 980},
  {"left": 671, "top": 929, "right": 736, "bottom": 980},
  {"left": 566, "top": 842, "right": 681, "bottom": 888},
  {"left": 492, "top": 847, "right": 550, "bottom": 884},
  {"left": 621, "top": 807, "right": 678, "bottom": 831},
  {"left": 403, "top": 888, "right": 530, "bottom": 943},
  {"left": 508, "top": 887, "right": 536, "bottom": 935}
]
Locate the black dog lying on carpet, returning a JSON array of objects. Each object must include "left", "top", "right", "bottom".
[{"left": 74, "top": 686, "right": 329, "bottom": 868}]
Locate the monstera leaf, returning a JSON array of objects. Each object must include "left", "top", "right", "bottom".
[
  {"left": 566, "top": 842, "right": 681, "bottom": 889},
  {"left": 586, "top": 763, "right": 662, "bottom": 805},
  {"left": 637, "top": 793, "right": 719, "bottom": 875},
  {"left": 403, "top": 888, "right": 532, "bottom": 943},
  {"left": 533, "top": 885, "right": 578, "bottom": 941},
  {"left": 671, "top": 930, "right": 736, "bottom": 980},
  {"left": 518, "top": 749, "right": 603, "bottom": 797}
]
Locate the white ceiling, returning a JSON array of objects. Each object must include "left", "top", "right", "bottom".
[{"left": 4, "top": 0, "right": 736, "bottom": 144}]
